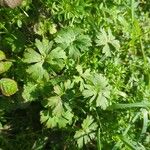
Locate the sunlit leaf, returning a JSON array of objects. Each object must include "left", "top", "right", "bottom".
[
  {"left": 82, "top": 73, "right": 111, "bottom": 109},
  {"left": 74, "top": 116, "right": 98, "bottom": 148},
  {"left": 55, "top": 27, "right": 91, "bottom": 58},
  {"left": 22, "top": 82, "right": 39, "bottom": 102},
  {"left": 0, "top": 78, "right": 18, "bottom": 96},
  {"left": 0, "top": 50, "right": 6, "bottom": 61},
  {"left": 23, "top": 48, "right": 42, "bottom": 63},
  {"left": 96, "top": 28, "right": 120, "bottom": 57},
  {"left": 26, "top": 62, "right": 49, "bottom": 81},
  {"left": 0, "top": 61, "right": 12, "bottom": 74}
]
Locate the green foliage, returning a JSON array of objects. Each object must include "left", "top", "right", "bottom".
[
  {"left": 22, "top": 82, "right": 39, "bottom": 102},
  {"left": 0, "top": 50, "right": 18, "bottom": 96},
  {"left": 23, "top": 38, "right": 66, "bottom": 81},
  {"left": 40, "top": 103, "right": 73, "bottom": 128},
  {"left": 0, "top": 50, "right": 6, "bottom": 61},
  {"left": 0, "top": 0, "right": 150, "bottom": 149},
  {"left": 55, "top": 27, "right": 91, "bottom": 59},
  {"left": 82, "top": 73, "right": 111, "bottom": 109},
  {"left": 0, "top": 78, "right": 18, "bottom": 96},
  {"left": 74, "top": 116, "right": 98, "bottom": 148},
  {"left": 96, "top": 28, "right": 120, "bottom": 57},
  {"left": 0, "top": 61, "right": 12, "bottom": 74},
  {"left": 0, "top": 50, "right": 12, "bottom": 74}
]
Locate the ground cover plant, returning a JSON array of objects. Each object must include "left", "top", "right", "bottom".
[{"left": 0, "top": 0, "right": 150, "bottom": 149}]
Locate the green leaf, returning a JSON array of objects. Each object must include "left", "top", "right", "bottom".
[
  {"left": 55, "top": 28, "right": 81, "bottom": 46},
  {"left": 74, "top": 66, "right": 91, "bottom": 91},
  {"left": 23, "top": 48, "right": 43, "bottom": 63},
  {"left": 24, "top": 39, "right": 53, "bottom": 64},
  {"left": 68, "top": 44, "right": 80, "bottom": 59},
  {"left": 53, "top": 85, "right": 63, "bottom": 96},
  {"left": 140, "top": 109, "right": 149, "bottom": 139},
  {"left": 76, "top": 34, "right": 92, "bottom": 51},
  {"left": 102, "top": 43, "right": 111, "bottom": 57},
  {"left": 44, "top": 96, "right": 63, "bottom": 116},
  {"left": 40, "top": 110, "right": 49, "bottom": 124},
  {"left": 40, "top": 103, "right": 73, "bottom": 128},
  {"left": 74, "top": 116, "right": 98, "bottom": 148},
  {"left": 55, "top": 27, "right": 91, "bottom": 58},
  {"left": 64, "top": 80, "right": 73, "bottom": 90},
  {"left": 96, "top": 28, "right": 120, "bottom": 57},
  {"left": 35, "top": 39, "right": 53, "bottom": 56},
  {"left": 0, "top": 50, "right": 6, "bottom": 61},
  {"left": 49, "top": 47, "right": 66, "bottom": 59},
  {"left": 46, "top": 47, "right": 66, "bottom": 69},
  {"left": 0, "top": 61, "right": 12, "bottom": 74},
  {"left": 26, "top": 62, "right": 49, "bottom": 81},
  {"left": 82, "top": 73, "right": 111, "bottom": 109},
  {"left": 0, "top": 78, "right": 18, "bottom": 96},
  {"left": 23, "top": 39, "right": 52, "bottom": 81},
  {"left": 23, "top": 39, "right": 66, "bottom": 80},
  {"left": 22, "top": 82, "right": 38, "bottom": 102},
  {"left": 46, "top": 115, "right": 58, "bottom": 128}
]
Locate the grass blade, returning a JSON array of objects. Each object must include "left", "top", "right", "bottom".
[
  {"left": 107, "top": 101, "right": 150, "bottom": 110},
  {"left": 97, "top": 128, "right": 101, "bottom": 150},
  {"left": 120, "top": 136, "right": 138, "bottom": 150},
  {"left": 139, "top": 109, "right": 149, "bottom": 141},
  {"left": 112, "top": 112, "right": 141, "bottom": 150}
]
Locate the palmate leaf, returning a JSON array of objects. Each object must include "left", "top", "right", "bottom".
[
  {"left": 22, "top": 82, "right": 39, "bottom": 102},
  {"left": 0, "top": 78, "right": 18, "bottom": 96},
  {"left": 46, "top": 47, "right": 66, "bottom": 69},
  {"left": 68, "top": 44, "right": 80, "bottom": 59},
  {"left": 76, "top": 34, "right": 92, "bottom": 51},
  {"left": 43, "top": 96, "right": 63, "bottom": 116},
  {"left": 55, "top": 27, "right": 91, "bottom": 58},
  {"left": 74, "top": 116, "right": 98, "bottom": 148},
  {"left": 47, "top": 47, "right": 66, "bottom": 60},
  {"left": 23, "top": 39, "right": 66, "bottom": 80},
  {"left": 74, "top": 65, "right": 91, "bottom": 91},
  {"left": 41, "top": 84, "right": 73, "bottom": 128},
  {"left": 82, "top": 73, "right": 111, "bottom": 109},
  {"left": 40, "top": 103, "right": 73, "bottom": 128},
  {"left": 41, "top": 110, "right": 73, "bottom": 128},
  {"left": 35, "top": 39, "right": 53, "bottom": 56},
  {"left": 23, "top": 48, "right": 42, "bottom": 63},
  {"left": 26, "top": 62, "right": 49, "bottom": 81},
  {"left": 55, "top": 27, "right": 81, "bottom": 46},
  {"left": 23, "top": 39, "right": 51, "bottom": 81},
  {"left": 55, "top": 108, "right": 73, "bottom": 128},
  {"left": 96, "top": 28, "right": 120, "bottom": 57},
  {"left": 23, "top": 48, "right": 47, "bottom": 81}
]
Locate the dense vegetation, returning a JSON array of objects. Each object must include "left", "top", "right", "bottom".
[{"left": 0, "top": 0, "right": 150, "bottom": 149}]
